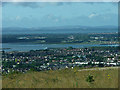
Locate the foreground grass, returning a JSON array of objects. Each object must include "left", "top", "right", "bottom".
[
  {"left": 0, "top": 76, "right": 2, "bottom": 89},
  {"left": 2, "top": 67, "right": 118, "bottom": 88}
]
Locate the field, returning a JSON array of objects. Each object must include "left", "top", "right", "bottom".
[{"left": 2, "top": 67, "right": 118, "bottom": 88}]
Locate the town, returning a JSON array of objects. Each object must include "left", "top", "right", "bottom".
[{"left": 1, "top": 46, "right": 120, "bottom": 75}]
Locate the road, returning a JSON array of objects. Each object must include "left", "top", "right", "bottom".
[{"left": 78, "top": 67, "right": 119, "bottom": 72}]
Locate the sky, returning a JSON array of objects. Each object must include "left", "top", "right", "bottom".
[{"left": 2, "top": 2, "right": 118, "bottom": 28}]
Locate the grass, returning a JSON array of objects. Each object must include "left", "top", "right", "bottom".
[
  {"left": 0, "top": 75, "right": 2, "bottom": 89},
  {"left": 2, "top": 67, "right": 118, "bottom": 88}
]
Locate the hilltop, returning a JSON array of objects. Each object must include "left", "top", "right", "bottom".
[
  {"left": 2, "top": 67, "right": 118, "bottom": 88},
  {"left": 2, "top": 25, "right": 118, "bottom": 35}
]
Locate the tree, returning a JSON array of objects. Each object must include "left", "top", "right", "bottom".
[
  {"left": 74, "top": 56, "right": 79, "bottom": 59},
  {"left": 88, "top": 61, "right": 92, "bottom": 66},
  {"left": 68, "top": 46, "right": 73, "bottom": 49},
  {"left": 114, "top": 60, "right": 117, "bottom": 63}
]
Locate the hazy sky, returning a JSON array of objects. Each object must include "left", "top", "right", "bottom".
[{"left": 2, "top": 2, "right": 118, "bottom": 28}]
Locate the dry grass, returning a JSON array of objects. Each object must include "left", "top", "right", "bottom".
[
  {"left": 2, "top": 67, "right": 118, "bottom": 88},
  {"left": 0, "top": 76, "right": 2, "bottom": 89}
]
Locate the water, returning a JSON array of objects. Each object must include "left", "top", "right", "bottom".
[{"left": 2, "top": 43, "right": 119, "bottom": 52}]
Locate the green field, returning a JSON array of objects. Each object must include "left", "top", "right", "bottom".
[{"left": 2, "top": 67, "right": 118, "bottom": 88}]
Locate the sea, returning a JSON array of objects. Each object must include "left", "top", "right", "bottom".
[{"left": 1, "top": 43, "right": 119, "bottom": 52}]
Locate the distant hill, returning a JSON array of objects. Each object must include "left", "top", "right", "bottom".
[{"left": 2, "top": 25, "right": 118, "bottom": 35}]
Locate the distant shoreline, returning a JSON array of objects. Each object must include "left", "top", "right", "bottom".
[{"left": 2, "top": 44, "right": 119, "bottom": 52}]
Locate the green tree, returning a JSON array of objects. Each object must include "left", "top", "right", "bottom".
[{"left": 68, "top": 46, "right": 73, "bottom": 49}]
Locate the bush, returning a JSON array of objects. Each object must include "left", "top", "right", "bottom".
[{"left": 86, "top": 74, "right": 94, "bottom": 83}]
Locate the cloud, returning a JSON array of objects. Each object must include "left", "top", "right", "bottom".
[
  {"left": 2, "top": 0, "right": 120, "bottom": 2},
  {"left": 83, "top": 2, "right": 118, "bottom": 6},
  {"left": 49, "top": 2, "right": 64, "bottom": 6},
  {"left": 2, "top": 2, "right": 40, "bottom": 8},
  {"left": 16, "top": 2, "right": 40, "bottom": 8},
  {"left": 16, "top": 16, "right": 21, "bottom": 20},
  {"left": 3, "top": 13, "right": 117, "bottom": 28},
  {"left": 2, "top": 2, "right": 66, "bottom": 8},
  {"left": 88, "top": 13, "right": 98, "bottom": 18},
  {"left": 2, "top": 2, "right": 8, "bottom": 6},
  {"left": 43, "top": 14, "right": 61, "bottom": 22},
  {"left": 2, "top": 2, "right": 73, "bottom": 8},
  {"left": 2, "top": 1, "right": 118, "bottom": 8},
  {"left": 54, "top": 18, "right": 59, "bottom": 22}
]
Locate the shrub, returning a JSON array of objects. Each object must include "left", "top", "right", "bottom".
[{"left": 86, "top": 74, "right": 94, "bottom": 83}]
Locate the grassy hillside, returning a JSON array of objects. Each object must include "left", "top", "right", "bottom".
[
  {"left": 0, "top": 76, "right": 1, "bottom": 89},
  {"left": 2, "top": 67, "right": 118, "bottom": 88}
]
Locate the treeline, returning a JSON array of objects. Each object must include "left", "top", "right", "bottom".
[{"left": 2, "top": 33, "right": 118, "bottom": 44}]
